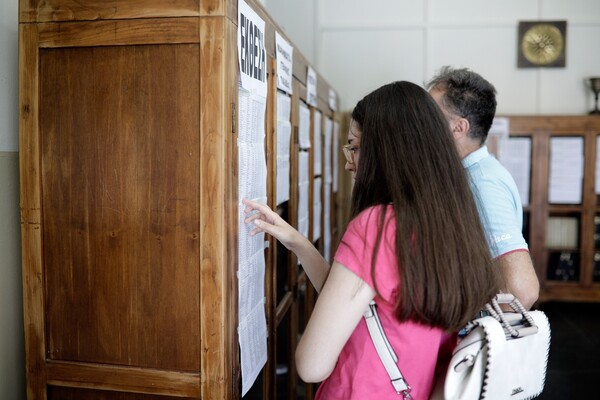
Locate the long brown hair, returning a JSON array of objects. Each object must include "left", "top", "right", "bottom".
[{"left": 350, "top": 81, "right": 501, "bottom": 331}]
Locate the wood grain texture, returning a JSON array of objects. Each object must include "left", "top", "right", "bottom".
[
  {"left": 46, "top": 361, "right": 200, "bottom": 397},
  {"left": 262, "top": 57, "right": 278, "bottom": 400},
  {"left": 19, "top": 22, "right": 48, "bottom": 400},
  {"left": 20, "top": 0, "right": 200, "bottom": 23},
  {"left": 37, "top": 18, "right": 200, "bottom": 48},
  {"left": 48, "top": 386, "right": 195, "bottom": 400},
  {"left": 39, "top": 43, "right": 201, "bottom": 371},
  {"left": 198, "top": 16, "right": 237, "bottom": 400}
]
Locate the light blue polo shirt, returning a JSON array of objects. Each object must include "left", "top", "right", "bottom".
[{"left": 463, "top": 145, "right": 528, "bottom": 259}]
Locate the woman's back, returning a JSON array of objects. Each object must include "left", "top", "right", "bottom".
[{"left": 315, "top": 206, "right": 453, "bottom": 400}]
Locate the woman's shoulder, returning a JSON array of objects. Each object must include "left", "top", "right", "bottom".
[
  {"left": 351, "top": 204, "right": 394, "bottom": 228},
  {"left": 344, "top": 205, "right": 396, "bottom": 251}
]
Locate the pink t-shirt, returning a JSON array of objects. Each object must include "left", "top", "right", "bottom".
[{"left": 315, "top": 206, "right": 452, "bottom": 400}]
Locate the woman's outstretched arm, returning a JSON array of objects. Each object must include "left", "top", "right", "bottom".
[{"left": 243, "top": 198, "right": 331, "bottom": 293}]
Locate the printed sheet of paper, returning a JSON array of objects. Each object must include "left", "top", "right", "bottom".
[
  {"left": 324, "top": 119, "right": 333, "bottom": 184},
  {"left": 549, "top": 137, "right": 584, "bottom": 204},
  {"left": 487, "top": 117, "right": 509, "bottom": 158},
  {"left": 276, "top": 92, "right": 292, "bottom": 205},
  {"left": 237, "top": 86, "right": 268, "bottom": 396},
  {"left": 298, "top": 151, "right": 310, "bottom": 238},
  {"left": 275, "top": 32, "right": 293, "bottom": 95},
  {"left": 296, "top": 99, "right": 311, "bottom": 240},
  {"left": 237, "top": 1, "right": 268, "bottom": 394},
  {"left": 313, "top": 177, "right": 322, "bottom": 241},
  {"left": 298, "top": 102, "right": 311, "bottom": 149},
  {"left": 328, "top": 88, "right": 337, "bottom": 111},
  {"left": 313, "top": 110, "right": 322, "bottom": 175},
  {"left": 238, "top": 0, "right": 267, "bottom": 98},
  {"left": 498, "top": 137, "right": 531, "bottom": 206},
  {"left": 238, "top": 299, "right": 267, "bottom": 395}
]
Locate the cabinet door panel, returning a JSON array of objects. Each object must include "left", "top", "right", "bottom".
[{"left": 40, "top": 44, "right": 201, "bottom": 371}]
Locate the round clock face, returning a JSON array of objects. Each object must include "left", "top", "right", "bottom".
[{"left": 521, "top": 24, "right": 564, "bottom": 65}]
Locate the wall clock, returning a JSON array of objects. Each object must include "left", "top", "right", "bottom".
[{"left": 518, "top": 21, "right": 567, "bottom": 68}]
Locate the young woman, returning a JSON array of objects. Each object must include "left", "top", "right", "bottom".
[{"left": 243, "top": 81, "right": 501, "bottom": 399}]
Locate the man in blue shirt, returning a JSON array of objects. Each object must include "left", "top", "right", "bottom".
[{"left": 427, "top": 66, "right": 539, "bottom": 309}]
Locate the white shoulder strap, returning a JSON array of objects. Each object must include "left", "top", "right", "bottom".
[{"left": 364, "top": 301, "right": 412, "bottom": 398}]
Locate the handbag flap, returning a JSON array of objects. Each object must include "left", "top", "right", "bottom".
[{"left": 477, "top": 311, "right": 551, "bottom": 400}]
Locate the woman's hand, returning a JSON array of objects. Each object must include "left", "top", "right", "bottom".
[
  {"left": 242, "top": 199, "right": 300, "bottom": 251},
  {"left": 244, "top": 199, "right": 331, "bottom": 291}
]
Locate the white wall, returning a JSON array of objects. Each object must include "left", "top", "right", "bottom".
[
  {"left": 0, "top": 0, "right": 25, "bottom": 397},
  {"left": 265, "top": 0, "right": 600, "bottom": 113},
  {"left": 262, "top": 0, "right": 316, "bottom": 66}
]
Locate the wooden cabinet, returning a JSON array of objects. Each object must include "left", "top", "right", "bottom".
[
  {"left": 505, "top": 116, "right": 600, "bottom": 302},
  {"left": 19, "top": 1, "right": 344, "bottom": 399}
]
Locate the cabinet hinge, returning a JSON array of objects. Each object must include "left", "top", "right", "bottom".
[{"left": 232, "top": 102, "right": 237, "bottom": 134}]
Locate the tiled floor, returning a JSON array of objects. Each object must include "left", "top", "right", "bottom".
[{"left": 536, "top": 301, "right": 600, "bottom": 399}]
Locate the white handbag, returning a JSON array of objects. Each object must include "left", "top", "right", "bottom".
[{"left": 365, "top": 294, "right": 551, "bottom": 400}]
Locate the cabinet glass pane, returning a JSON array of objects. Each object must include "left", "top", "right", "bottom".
[
  {"left": 594, "top": 252, "right": 600, "bottom": 283},
  {"left": 546, "top": 213, "right": 580, "bottom": 282},
  {"left": 548, "top": 136, "right": 584, "bottom": 205},
  {"left": 522, "top": 211, "right": 530, "bottom": 244},
  {"left": 594, "top": 214, "right": 600, "bottom": 282},
  {"left": 547, "top": 251, "right": 580, "bottom": 281},
  {"left": 596, "top": 135, "right": 600, "bottom": 206},
  {"left": 296, "top": 283, "right": 312, "bottom": 399},
  {"left": 498, "top": 136, "right": 531, "bottom": 207},
  {"left": 276, "top": 311, "right": 291, "bottom": 399},
  {"left": 244, "top": 369, "right": 264, "bottom": 400}
]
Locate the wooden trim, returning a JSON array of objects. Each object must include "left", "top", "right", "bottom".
[
  {"left": 287, "top": 79, "right": 303, "bottom": 399},
  {"left": 263, "top": 57, "right": 278, "bottom": 400},
  {"left": 46, "top": 361, "right": 200, "bottom": 397},
  {"left": 275, "top": 292, "right": 294, "bottom": 326},
  {"left": 20, "top": 0, "right": 337, "bottom": 107},
  {"left": 539, "top": 284, "right": 600, "bottom": 302},
  {"left": 19, "top": 0, "right": 200, "bottom": 23},
  {"left": 581, "top": 131, "right": 597, "bottom": 287},
  {"left": 308, "top": 107, "right": 315, "bottom": 243},
  {"left": 199, "top": 16, "right": 236, "bottom": 400},
  {"left": 529, "top": 130, "right": 550, "bottom": 286},
  {"left": 225, "top": 16, "right": 241, "bottom": 399},
  {"left": 36, "top": 18, "right": 200, "bottom": 48},
  {"left": 502, "top": 115, "right": 600, "bottom": 133},
  {"left": 19, "top": 23, "right": 48, "bottom": 400},
  {"left": 199, "top": 0, "right": 237, "bottom": 21}
]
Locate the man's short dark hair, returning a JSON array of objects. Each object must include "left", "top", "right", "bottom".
[{"left": 426, "top": 66, "right": 497, "bottom": 144}]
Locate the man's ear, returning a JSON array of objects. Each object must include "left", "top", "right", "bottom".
[{"left": 453, "top": 117, "right": 470, "bottom": 139}]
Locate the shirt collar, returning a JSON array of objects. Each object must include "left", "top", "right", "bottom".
[{"left": 462, "top": 145, "right": 489, "bottom": 168}]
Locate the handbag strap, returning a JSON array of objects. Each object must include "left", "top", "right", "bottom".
[
  {"left": 484, "top": 294, "right": 539, "bottom": 338},
  {"left": 364, "top": 301, "right": 413, "bottom": 399}
]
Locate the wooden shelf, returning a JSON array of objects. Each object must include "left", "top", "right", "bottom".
[{"left": 504, "top": 115, "right": 600, "bottom": 303}]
